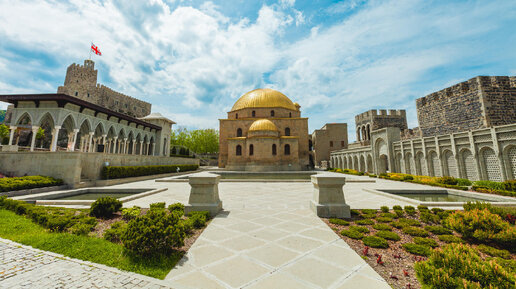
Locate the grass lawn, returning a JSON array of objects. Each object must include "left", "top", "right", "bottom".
[{"left": 0, "top": 209, "right": 182, "bottom": 279}]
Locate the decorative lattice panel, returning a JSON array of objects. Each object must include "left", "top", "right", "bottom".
[
  {"left": 475, "top": 134, "right": 492, "bottom": 142},
  {"left": 483, "top": 149, "right": 502, "bottom": 181},
  {"left": 445, "top": 151, "right": 458, "bottom": 177},
  {"left": 462, "top": 150, "right": 478, "bottom": 181},
  {"left": 498, "top": 132, "right": 516, "bottom": 141},
  {"left": 431, "top": 152, "right": 442, "bottom": 177},
  {"left": 417, "top": 154, "right": 427, "bottom": 176},
  {"left": 509, "top": 147, "right": 516, "bottom": 179}
]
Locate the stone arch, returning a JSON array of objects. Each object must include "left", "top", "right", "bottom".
[
  {"left": 236, "top": 144, "right": 242, "bottom": 156},
  {"left": 442, "top": 150, "right": 458, "bottom": 177},
  {"left": 356, "top": 127, "right": 361, "bottom": 141},
  {"left": 36, "top": 112, "right": 56, "bottom": 127},
  {"left": 503, "top": 145, "right": 516, "bottom": 180},
  {"left": 76, "top": 118, "right": 92, "bottom": 151},
  {"left": 249, "top": 144, "right": 254, "bottom": 156},
  {"left": 284, "top": 144, "right": 290, "bottom": 155},
  {"left": 285, "top": 127, "right": 290, "bottom": 136},
  {"left": 353, "top": 155, "right": 359, "bottom": 171},
  {"left": 459, "top": 148, "right": 477, "bottom": 181},
  {"left": 60, "top": 114, "right": 77, "bottom": 130},
  {"left": 118, "top": 127, "right": 127, "bottom": 140},
  {"left": 15, "top": 111, "right": 33, "bottom": 126},
  {"left": 360, "top": 155, "right": 366, "bottom": 172},
  {"left": 367, "top": 154, "right": 373, "bottom": 173},
  {"left": 272, "top": 144, "right": 277, "bottom": 156},
  {"left": 348, "top": 155, "right": 353, "bottom": 169},
  {"left": 415, "top": 151, "right": 427, "bottom": 176},
  {"left": 394, "top": 152, "right": 403, "bottom": 173},
  {"left": 405, "top": 152, "right": 413, "bottom": 174},
  {"left": 127, "top": 131, "right": 135, "bottom": 154},
  {"left": 479, "top": 146, "right": 502, "bottom": 181},
  {"left": 375, "top": 138, "right": 388, "bottom": 174},
  {"left": 237, "top": 128, "right": 242, "bottom": 137},
  {"left": 361, "top": 126, "right": 366, "bottom": 141},
  {"left": 427, "top": 150, "right": 441, "bottom": 177},
  {"left": 366, "top": 124, "right": 371, "bottom": 140},
  {"left": 342, "top": 156, "right": 347, "bottom": 169},
  {"left": 37, "top": 112, "right": 56, "bottom": 149}
]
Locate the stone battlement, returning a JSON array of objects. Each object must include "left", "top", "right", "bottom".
[{"left": 355, "top": 109, "right": 406, "bottom": 122}]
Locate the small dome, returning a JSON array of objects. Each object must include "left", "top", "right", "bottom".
[
  {"left": 231, "top": 88, "right": 296, "bottom": 111},
  {"left": 248, "top": 119, "right": 278, "bottom": 132}
]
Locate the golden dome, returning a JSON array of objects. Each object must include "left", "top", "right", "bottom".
[
  {"left": 248, "top": 119, "right": 278, "bottom": 132},
  {"left": 231, "top": 88, "right": 296, "bottom": 111}
]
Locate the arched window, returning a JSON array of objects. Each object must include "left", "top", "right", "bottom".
[
  {"left": 272, "top": 144, "right": 277, "bottom": 155},
  {"left": 237, "top": 128, "right": 242, "bottom": 137},
  {"left": 235, "top": 113, "right": 238, "bottom": 119},
  {"left": 289, "top": 112, "right": 292, "bottom": 118},
  {"left": 284, "top": 144, "right": 290, "bottom": 155},
  {"left": 330, "top": 141, "right": 333, "bottom": 147},
  {"left": 270, "top": 110, "right": 275, "bottom": 117},
  {"left": 236, "top": 145, "right": 242, "bottom": 156},
  {"left": 249, "top": 144, "right": 254, "bottom": 156},
  {"left": 285, "top": 127, "right": 290, "bottom": 136},
  {"left": 252, "top": 111, "right": 256, "bottom": 117},
  {"left": 75, "top": 91, "right": 78, "bottom": 96}
]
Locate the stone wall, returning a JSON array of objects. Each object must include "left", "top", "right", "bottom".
[
  {"left": 416, "top": 76, "right": 516, "bottom": 137},
  {"left": 311, "top": 123, "right": 348, "bottom": 167},
  {"left": 57, "top": 60, "right": 151, "bottom": 118},
  {"left": 0, "top": 151, "right": 199, "bottom": 186}
]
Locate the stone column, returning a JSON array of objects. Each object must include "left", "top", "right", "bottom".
[
  {"left": 50, "top": 126, "right": 61, "bottom": 152},
  {"left": 151, "top": 142, "right": 156, "bottom": 156},
  {"left": 102, "top": 135, "right": 107, "bottom": 152},
  {"left": 184, "top": 172, "right": 223, "bottom": 217},
  {"left": 310, "top": 173, "right": 350, "bottom": 218},
  {"left": 30, "top": 126, "right": 39, "bottom": 151},
  {"left": 87, "top": 132, "right": 94, "bottom": 152},
  {"left": 139, "top": 141, "right": 143, "bottom": 155},
  {"left": 70, "top": 129, "right": 79, "bottom": 151},
  {"left": 113, "top": 137, "right": 118, "bottom": 154},
  {"left": 8, "top": 126, "right": 16, "bottom": 145},
  {"left": 132, "top": 142, "right": 136, "bottom": 155}
]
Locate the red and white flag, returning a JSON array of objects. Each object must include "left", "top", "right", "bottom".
[{"left": 91, "top": 43, "right": 102, "bottom": 56}]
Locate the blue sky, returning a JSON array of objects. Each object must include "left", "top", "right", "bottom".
[{"left": 0, "top": 0, "right": 515, "bottom": 141}]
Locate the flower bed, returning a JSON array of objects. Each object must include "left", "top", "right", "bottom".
[
  {"left": 0, "top": 175, "right": 63, "bottom": 192},
  {"left": 323, "top": 203, "right": 516, "bottom": 289}
]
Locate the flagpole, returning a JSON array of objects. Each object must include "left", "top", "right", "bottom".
[{"left": 89, "top": 41, "right": 92, "bottom": 60}]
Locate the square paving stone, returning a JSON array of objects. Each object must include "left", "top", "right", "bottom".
[
  {"left": 171, "top": 270, "right": 226, "bottom": 289},
  {"left": 204, "top": 256, "right": 269, "bottom": 288},
  {"left": 246, "top": 272, "right": 314, "bottom": 289},
  {"left": 218, "top": 235, "right": 266, "bottom": 252},
  {"left": 273, "top": 221, "right": 312, "bottom": 233},
  {"left": 275, "top": 235, "right": 325, "bottom": 253},
  {"left": 200, "top": 227, "right": 243, "bottom": 242},
  {"left": 226, "top": 221, "right": 263, "bottom": 233},
  {"left": 249, "top": 228, "right": 291, "bottom": 242},
  {"left": 188, "top": 245, "right": 233, "bottom": 267},
  {"left": 299, "top": 228, "right": 339, "bottom": 242},
  {"left": 336, "top": 271, "right": 391, "bottom": 289},
  {"left": 249, "top": 216, "right": 284, "bottom": 226},
  {"left": 283, "top": 257, "right": 349, "bottom": 288},
  {"left": 310, "top": 244, "right": 365, "bottom": 269},
  {"left": 245, "top": 243, "right": 301, "bottom": 268}
]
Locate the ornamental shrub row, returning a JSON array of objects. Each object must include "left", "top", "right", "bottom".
[
  {"left": 0, "top": 175, "right": 63, "bottom": 192},
  {"left": 414, "top": 243, "right": 515, "bottom": 289},
  {"left": 101, "top": 164, "right": 199, "bottom": 179}
]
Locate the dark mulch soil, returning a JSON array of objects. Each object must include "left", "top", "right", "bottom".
[{"left": 323, "top": 209, "right": 515, "bottom": 289}]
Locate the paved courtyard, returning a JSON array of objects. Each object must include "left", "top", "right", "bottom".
[{"left": 2, "top": 173, "right": 457, "bottom": 288}]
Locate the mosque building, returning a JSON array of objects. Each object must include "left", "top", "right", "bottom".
[{"left": 218, "top": 88, "right": 310, "bottom": 171}]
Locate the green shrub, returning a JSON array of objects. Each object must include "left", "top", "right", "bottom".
[
  {"left": 473, "top": 180, "right": 505, "bottom": 191},
  {"left": 69, "top": 223, "right": 95, "bottom": 236},
  {"left": 0, "top": 175, "right": 63, "bottom": 192},
  {"left": 101, "top": 164, "right": 199, "bottom": 179},
  {"left": 380, "top": 206, "right": 389, "bottom": 213},
  {"left": 414, "top": 243, "right": 515, "bottom": 289},
  {"left": 329, "top": 218, "right": 350, "bottom": 226},
  {"left": 375, "top": 230, "right": 400, "bottom": 241},
  {"left": 121, "top": 209, "right": 185, "bottom": 255},
  {"left": 349, "top": 225, "right": 369, "bottom": 233},
  {"left": 457, "top": 178, "right": 472, "bottom": 186},
  {"left": 446, "top": 209, "right": 515, "bottom": 248},
  {"left": 438, "top": 234, "right": 463, "bottom": 243},
  {"left": 431, "top": 208, "right": 444, "bottom": 214},
  {"left": 341, "top": 229, "right": 364, "bottom": 239},
  {"left": 417, "top": 205, "right": 429, "bottom": 211},
  {"left": 402, "top": 175, "right": 414, "bottom": 181},
  {"left": 394, "top": 210, "right": 404, "bottom": 218},
  {"left": 392, "top": 205, "right": 403, "bottom": 211},
  {"left": 477, "top": 244, "right": 511, "bottom": 259},
  {"left": 361, "top": 213, "right": 376, "bottom": 219},
  {"left": 368, "top": 174, "right": 377, "bottom": 178},
  {"left": 362, "top": 236, "right": 389, "bottom": 248},
  {"left": 413, "top": 237, "right": 438, "bottom": 248},
  {"left": 103, "top": 221, "right": 127, "bottom": 243},
  {"left": 436, "top": 211, "right": 451, "bottom": 220},
  {"left": 168, "top": 203, "right": 185, "bottom": 214},
  {"left": 403, "top": 226, "right": 429, "bottom": 237},
  {"left": 361, "top": 209, "right": 377, "bottom": 215},
  {"left": 391, "top": 218, "right": 421, "bottom": 228},
  {"left": 436, "top": 176, "right": 458, "bottom": 185},
  {"left": 424, "top": 225, "right": 452, "bottom": 235},
  {"left": 187, "top": 211, "right": 210, "bottom": 219},
  {"left": 373, "top": 223, "right": 392, "bottom": 231},
  {"left": 187, "top": 211, "right": 207, "bottom": 229},
  {"left": 403, "top": 243, "right": 431, "bottom": 256},
  {"left": 149, "top": 202, "right": 166, "bottom": 210},
  {"left": 379, "top": 212, "right": 397, "bottom": 218},
  {"left": 404, "top": 206, "right": 416, "bottom": 216},
  {"left": 350, "top": 209, "right": 361, "bottom": 216},
  {"left": 89, "top": 197, "right": 122, "bottom": 218},
  {"left": 502, "top": 180, "right": 516, "bottom": 192},
  {"left": 420, "top": 212, "right": 440, "bottom": 224},
  {"left": 463, "top": 201, "right": 516, "bottom": 224},
  {"left": 121, "top": 206, "right": 141, "bottom": 220},
  {"left": 355, "top": 219, "right": 374, "bottom": 225},
  {"left": 376, "top": 217, "right": 393, "bottom": 223}
]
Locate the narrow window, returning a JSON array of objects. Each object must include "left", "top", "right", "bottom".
[
  {"left": 87, "top": 93, "right": 90, "bottom": 98},
  {"left": 289, "top": 112, "right": 292, "bottom": 118},
  {"left": 270, "top": 110, "right": 275, "bottom": 117},
  {"left": 236, "top": 145, "right": 242, "bottom": 156},
  {"left": 341, "top": 141, "right": 345, "bottom": 147},
  {"left": 252, "top": 111, "right": 256, "bottom": 117},
  {"left": 272, "top": 144, "right": 277, "bottom": 155},
  {"left": 285, "top": 127, "right": 290, "bottom": 136},
  {"left": 75, "top": 91, "right": 78, "bottom": 96},
  {"left": 249, "top": 144, "right": 254, "bottom": 156},
  {"left": 237, "top": 128, "right": 242, "bottom": 137},
  {"left": 235, "top": 113, "right": 238, "bottom": 119},
  {"left": 330, "top": 141, "right": 333, "bottom": 147},
  {"left": 284, "top": 144, "right": 290, "bottom": 155}
]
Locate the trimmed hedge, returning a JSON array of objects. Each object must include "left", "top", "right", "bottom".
[
  {"left": 0, "top": 175, "right": 63, "bottom": 192},
  {"left": 101, "top": 164, "right": 198, "bottom": 179}
]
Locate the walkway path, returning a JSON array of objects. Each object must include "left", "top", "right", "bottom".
[{"left": 0, "top": 239, "right": 173, "bottom": 289}]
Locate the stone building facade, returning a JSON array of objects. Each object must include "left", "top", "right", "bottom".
[
  {"left": 311, "top": 123, "right": 348, "bottom": 167},
  {"left": 330, "top": 76, "right": 516, "bottom": 181},
  {"left": 219, "top": 88, "right": 310, "bottom": 171},
  {"left": 57, "top": 60, "right": 151, "bottom": 118},
  {"left": 416, "top": 76, "right": 516, "bottom": 137}
]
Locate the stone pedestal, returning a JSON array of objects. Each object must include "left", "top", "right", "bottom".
[
  {"left": 310, "top": 173, "right": 350, "bottom": 218},
  {"left": 184, "top": 172, "right": 223, "bottom": 217}
]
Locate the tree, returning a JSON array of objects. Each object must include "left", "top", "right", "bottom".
[
  {"left": 170, "top": 127, "right": 219, "bottom": 154},
  {"left": 36, "top": 127, "right": 45, "bottom": 148},
  {"left": 0, "top": 124, "right": 9, "bottom": 145}
]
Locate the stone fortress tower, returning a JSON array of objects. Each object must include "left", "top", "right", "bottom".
[
  {"left": 354, "top": 109, "right": 408, "bottom": 143},
  {"left": 57, "top": 60, "right": 151, "bottom": 118}
]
